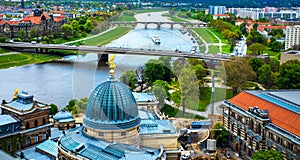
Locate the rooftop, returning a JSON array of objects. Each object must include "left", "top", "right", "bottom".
[
  {"left": 36, "top": 139, "right": 58, "bottom": 157},
  {"left": 132, "top": 92, "right": 157, "bottom": 103},
  {"left": 228, "top": 90, "right": 300, "bottom": 137},
  {"left": 0, "top": 115, "right": 19, "bottom": 126},
  {"left": 59, "top": 127, "right": 160, "bottom": 160}
]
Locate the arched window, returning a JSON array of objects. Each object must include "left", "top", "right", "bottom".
[
  {"left": 43, "top": 118, "right": 46, "bottom": 125},
  {"left": 26, "top": 122, "right": 30, "bottom": 129},
  {"left": 42, "top": 132, "right": 47, "bottom": 140},
  {"left": 16, "top": 142, "right": 20, "bottom": 150},
  {"left": 26, "top": 136, "right": 30, "bottom": 145},
  {"left": 34, "top": 134, "right": 39, "bottom": 143},
  {"left": 34, "top": 120, "right": 38, "bottom": 127}
]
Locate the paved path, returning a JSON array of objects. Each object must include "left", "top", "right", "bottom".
[
  {"left": 207, "top": 29, "right": 223, "bottom": 53},
  {"left": 190, "top": 29, "right": 209, "bottom": 54},
  {"left": 165, "top": 100, "right": 224, "bottom": 118},
  {"left": 0, "top": 52, "right": 20, "bottom": 56},
  {"left": 63, "top": 27, "right": 117, "bottom": 45}
]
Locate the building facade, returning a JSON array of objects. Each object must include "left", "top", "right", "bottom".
[
  {"left": 53, "top": 110, "right": 75, "bottom": 130},
  {"left": 0, "top": 8, "right": 66, "bottom": 38},
  {"left": 223, "top": 90, "right": 300, "bottom": 159},
  {"left": 0, "top": 90, "right": 51, "bottom": 152},
  {"left": 285, "top": 25, "right": 300, "bottom": 50},
  {"left": 208, "top": 6, "right": 226, "bottom": 15}
]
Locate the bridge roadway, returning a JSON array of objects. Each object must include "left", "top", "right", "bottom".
[
  {"left": 0, "top": 43, "right": 230, "bottom": 61},
  {"left": 110, "top": 21, "right": 207, "bottom": 29}
]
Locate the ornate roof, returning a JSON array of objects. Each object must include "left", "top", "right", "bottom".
[
  {"left": 83, "top": 78, "right": 140, "bottom": 130},
  {"left": 53, "top": 110, "right": 73, "bottom": 121}
]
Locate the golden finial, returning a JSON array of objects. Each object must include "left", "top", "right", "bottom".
[
  {"left": 109, "top": 54, "right": 116, "bottom": 78},
  {"left": 13, "top": 88, "right": 19, "bottom": 99}
]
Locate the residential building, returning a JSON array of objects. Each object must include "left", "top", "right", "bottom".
[
  {"left": 285, "top": 25, "right": 300, "bottom": 50},
  {"left": 0, "top": 90, "right": 51, "bottom": 153},
  {"left": 132, "top": 92, "right": 159, "bottom": 112},
  {"left": 213, "top": 14, "right": 230, "bottom": 20},
  {"left": 208, "top": 5, "right": 226, "bottom": 15},
  {"left": 223, "top": 90, "right": 300, "bottom": 159}
]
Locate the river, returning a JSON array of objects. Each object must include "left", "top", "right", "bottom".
[{"left": 0, "top": 11, "right": 196, "bottom": 108}]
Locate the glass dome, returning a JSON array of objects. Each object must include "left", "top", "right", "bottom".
[{"left": 83, "top": 79, "right": 140, "bottom": 130}]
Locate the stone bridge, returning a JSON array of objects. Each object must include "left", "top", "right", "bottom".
[{"left": 110, "top": 21, "right": 207, "bottom": 29}]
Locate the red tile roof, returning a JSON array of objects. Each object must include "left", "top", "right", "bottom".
[
  {"left": 229, "top": 91, "right": 300, "bottom": 137},
  {"left": 257, "top": 25, "right": 286, "bottom": 32}
]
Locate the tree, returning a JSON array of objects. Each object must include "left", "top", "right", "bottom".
[
  {"left": 219, "top": 58, "right": 256, "bottom": 95},
  {"left": 152, "top": 81, "right": 168, "bottom": 108},
  {"left": 248, "top": 58, "right": 263, "bottom": 72},
  {"left": 49, "top": 103, "right": 58, "bottom": 115},
  {"left": 85, "top": 19, "right": 94, "bottom": 33},
  {"left": 257, "top": 64, "right": 275, "bottom": 88},
  {"left": 278, "top": 60, "right": 300, "bottom": 89},
  {"left": 29, "top": 28, "right": 36, "bottom": 39},
  {"left": 222, "top": 29, "right": 239, "bottom": 51},
  {"left": 61, "top": 24, "right": 73, "bottom": 38},
  {"left": 248, "top": 43, "right": 266, "bottom": 55},
  {"left": 213, "top": 123, "right": 229, "bottom": 148},
  {"left": 120, "top": 70, "right": 137, "bottom": 89},
  {"left": 252, "top": 150, "right": 284, "bottom": 160},
  {"left": 71, "top": 20, "right": 80, "bottom": 32},
  {"left": 269, "top": 41, "right": 282, "bottom": 52},
  {"left": 71, "top": 104, "right": 81, "bottom": 116},
  {"left": 143, "top": 59, "right": 165, "bottom": 85},
  {"left": 193, "top": 64, "right": 207, "bottom": 81},
  {"left": 0, "top": 36, "right": 7, "bottom": 43},
  {"left": 159, "top": 56, "right": 174, "bottom": 82},
  {"left": 18, "top": 29, "right": 26, "bottom": 41},
  {"left": 64, "top": 99, "right": 77, "bottom": 112},
  {"left": 177, "top": 65, "right": 199, "bottom": 115},
  {"left": 253, "top": 23, "right": 258, "bottom": 30}
]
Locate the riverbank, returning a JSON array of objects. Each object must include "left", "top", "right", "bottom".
[{"left": 0, "top": 53, "right": 60, "bottom": 69}]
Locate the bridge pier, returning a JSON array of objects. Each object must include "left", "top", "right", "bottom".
[
  {"left": 97, "top": 54, "right": 109, "bottom": 67},
  {"left": 144, "top": 24, "right": 147, "bottom": 29},
  {"left": 157, "top": 24, "right": 161, "bottom": 30},
  {"left": 170, "top": 24, "right": 174, "bottom": 29}
]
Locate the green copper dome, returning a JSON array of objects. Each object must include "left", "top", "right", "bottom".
[{"left": 83, "top": 79, "right": 140, "bottom": 130}]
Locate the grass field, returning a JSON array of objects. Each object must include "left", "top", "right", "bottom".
[
  {"left": 0, "top": 53, "right": 60, "bottom": 69},
  {"left": 170, "top": 16, "right": 189, "bottom": 22},
  {"left": 192, "top": 28, "right": 219, "bottom": 43},
  {"left": 207, "top": 28, "right": 228, "bottom": 44},
  {"left": 82, "top": 27, "right": 131, "bottom": 46},
  {"left": 161, "top": 104, "right": 206, "bottom": 120},
  {"left": 186, "top": 87, "right": 233, "bottom": 111},
  {"left": 115, "top": 15, "right": 136, "bottom": 22},
  {"left": 265, "top": 48, "right": 281, "bottom": 57},
  {"left": 209, "top": 46, "right": 220, "bottom": 53}
]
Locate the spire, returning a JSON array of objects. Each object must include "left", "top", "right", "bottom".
[{"left": 109, "top": 54, "right": 116, "bottom": 80}]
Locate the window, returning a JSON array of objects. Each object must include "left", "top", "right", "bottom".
[
  {"left": 26, "top": 136, "right": 30, "bottom": 145},
  {"left": 98, "top": 132, "right": 104, "bottom": 136},
  {"left": 121, "top": 132, "right": 126, "bottom": 136},
  {"left": 42, "top": 132, "right": 47, "bottom": 140},
  {"left": 34, "top": 134, "right": 39, "bottom": 143},
  {"left": 7, "top": 139, "right": 11, "bottom": 143},
  {"left": 16, "top": 142, "right": 20, "bottom": 150},
  {"left": 43, "top": 118, "right": 46, "bottom": 125},
  {"left": 7, "top": 144, "right": 11, "bottom": 152},
  {"left": 34, "top": 120, "right": 38, "bottom": 127},
  {"left": 26, "top": 122, "right": 30, "bottom": 129}
]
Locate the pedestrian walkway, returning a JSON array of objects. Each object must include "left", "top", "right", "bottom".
[
  {"left": 63, "top": 27, "right": 117, "bottom": 45},
  {"left": 190, "top": 29, "right": 209, "bottom": 53},
  {"left": 165, "top": 100, "right": 224, "bottom": 118},
  {"left": 206, "top": 29, "right": 223, "bottom": 53}
]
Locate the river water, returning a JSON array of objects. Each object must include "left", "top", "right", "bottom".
[{"left": 0, "top": 12, "right": 196, "bottom": 108}]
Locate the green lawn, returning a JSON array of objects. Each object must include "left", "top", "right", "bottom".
[
  {"left": 187, "top": 87, "right": 233, "bottom": 111},
  {"left": 161, "top": 104, "right": 206, "bottom": 120},
  {"left": 192, "top": 28, "right": 219, "bottom": 43},
  {"left": 0, "top": 53, "right": 60, "bottom": 69},
  {"left": 209, "top": 46, "right": 220, "bottom": 53},
  {"left": 81, "top": 27, "right": 132, "bottom": 46},
  {"left": 115, "top": 15, "right": 136, "bottom": 22},
  {"left": 265, "top": 48, "right": 281, "bottom": 57},
  {"left": 170, "top": 16, "right": 189, "bottom": 22},
  {"left": 207, "top": 28, "right": 228, "bottom": 44},
  {"left": 222, "top": 45, "right": 231, "bottom": 54}
]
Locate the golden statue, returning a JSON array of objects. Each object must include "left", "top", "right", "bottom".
[
  {"left": 13, "top": 88, "right": 19, "bottom": 99},
  {"left": 109, "top": 54, "right": 116, "bottom": 76}
]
